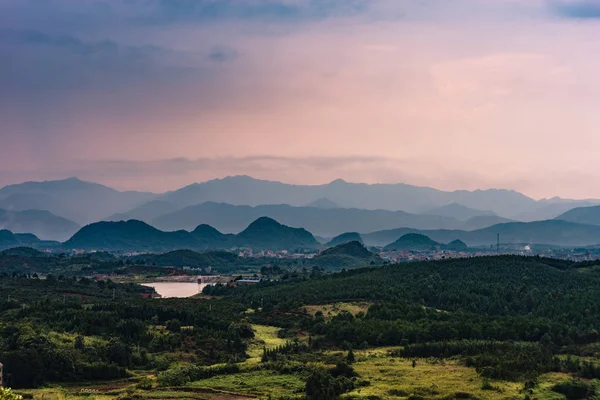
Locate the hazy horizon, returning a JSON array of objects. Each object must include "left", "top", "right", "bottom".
[
  {"left": 1, "top": 174, "right": 597, "bottom": 202},
  {"left": 3, "top": 1, "right": 600, "bottom": 198}
]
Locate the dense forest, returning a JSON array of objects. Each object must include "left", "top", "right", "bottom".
[
  {"left": 2, "top": 255, "right": 600, "bottom": 399},
  {"left": 0, "top": 274, "right": 250, "bottom": 388},
  {"left": 207, "top": 256, "right": 600, "bottom": 382}
]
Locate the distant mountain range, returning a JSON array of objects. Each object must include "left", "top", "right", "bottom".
[
  {"left": 133, "top": 202, "right": 510, "bottom": 236},
  {"left": 0, "top": 209, "right": 80, "bottom": 241},
  {"left": 5, "top": 214, "right": 600, "bottom": 253},
  {"left": 3, "top": 176, "right": 600, "bottom": 242},
  {"left": 0, "top": 177, "right": 155, "bottom": 225},
  {"left": 555, "top": 205, "right": 600, "bottom": 226},
  {"left": 64, "top": 217, "right": 319, "bottom": 252},
  {"left": 0, "top": 230, "right": 58, "bottom": 251},
  {"left": 422, "top": 203, "right": 497, "bottom": 221},
  {"left": 363, "top": 220, "right": 600, "bottom": 247}
]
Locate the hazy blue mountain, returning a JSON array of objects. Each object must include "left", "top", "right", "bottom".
[
  {"left": 384, "top": 233, "right": 440, "bottom": 251},
  {"left": 151, "top": 202, "right": 469, "bottom": 236},
  {"left": 0, "top": 209, "right": 80, "bottom": 241},
  {"left": 107, "top": 200, "right": 179, "bottom": 222},
  {"left": 326, "top": 232, "right": 363, "bottom": 247},
  {"left": 235, "top": 217, "right": 319, "bottom": 250},
  {"left": 511, "top": 199, "right": 600, "bottom": 222},
  {"left": 310, "top": 241, "right": 382, "bottom": 270},
  {"left": 422, "top": 203, "right": 496, "bottom": 221},
  {"left": 446, "top": 239, "right": 469, "bottom": 251},
  {"left": 152, "top": 176, "right": 537, "bottom": 217},
  {"left": 0, "top": 178, "right": 156, "bottom": 224},
  {"left": 555, "top": 205, "right": 600, "bottom": 225},
  {"left": 459, "top": 215, "right": 514, "bottom": 231},
  {"left": 305, "top": 197, "right": 340, "bottom": 209},
  {"left": 64, "top": 217, "right": 319, "bottom": 252},
  {"left": 364, "top": 220, "right": 600, "bottom": 247},
  {"left": 0, "top": 230, "right": 59, "bottom": 251}
]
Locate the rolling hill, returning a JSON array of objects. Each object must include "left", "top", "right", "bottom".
[
  {"left": 309, "top": 241, "right": 382, "bottom": 270},
  {"left": 63, "top": 220, "right": 203, "bottom": 252},
  {"left": 555, "top": 205, "right": 600, "bottom": 225},
  {"left": 0, "top": 230, "right": 59, "bottom": 251},
  {"left": 326, "top": 232, "right": 363, "bottom": 247},
  {"left": 384, "top": 233, "right": 441, "bottom": 251},
  {"left": 63, "top": 217, "right": 319, "bottom": 252},
  {"left": 235, "top": 217, "right": 319, "bottom": 250},
  {"left": 0, "top": 209, "right": 80, "bottom": 241}
]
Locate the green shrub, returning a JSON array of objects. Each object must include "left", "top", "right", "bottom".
[
  {"left": 0, "top": 388, "right": 23, "bottom": 400},
  {"left": 157, "top": 362, "right": 201, "bottom": 387},
  {"left": 552, "top": 380, "right": 594, "bottom": 400}
]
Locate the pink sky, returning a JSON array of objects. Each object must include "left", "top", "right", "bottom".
[{"left": 2, "top": 0, "right": 600, "bottom": 198}]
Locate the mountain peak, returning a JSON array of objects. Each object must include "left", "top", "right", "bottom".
[
  {"left": 306, "top": 197, "right": 339, "bottom": 209},
  {"left": 319, "top": 240, "right": 373, "bottom": 258},
  {"left": 384, "top": 233, "right": 440, "bottom": 251},
  {"left": 192, "top": 224, "right": 224, "bottom": 238},
  {"left": 326, "top": 232, "right": 363, "bottom": 247},
  {"left": 328, "top": 178, "right": 348, "bottom": 185},
  {"left": 237, "top": 217, "right": 318, "bottom": 250}
]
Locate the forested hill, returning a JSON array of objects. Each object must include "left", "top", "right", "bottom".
[
  {"left": 63, "top": 217, "right": 319, "bottom": 252},
  {"left": 225, "top": 255, "right": 600, "bottom": 344},
  {"left": 308, "top": 241, "right": 382, "bottom": 270}
]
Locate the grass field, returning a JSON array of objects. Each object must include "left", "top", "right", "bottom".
[
  {"left": 304, "top": 302, "right": 371, "bottom": 320},
  {"left": 245, "top": 324, "right": 287, "bottom": 362},
  {"left": 16, "top": 324, "right": 583, "bottom": 400},
  {"left": 341, "top": 349, "right": 576, "bottom": 400},
  {"left": 189, "top": 370, "right": 304, "bottom": 398}
]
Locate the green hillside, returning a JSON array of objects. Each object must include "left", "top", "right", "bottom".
[
  {"left": 64, "top": 220, "right": 204, "bottom": 252},
  {"left": 235, "top": 217, "right": 319, "bottom": 250},
  {"left": 309, "top": 241, "right": 382, "bottom": 270},
  {"left": 556, "top": 205, "right": 600, "bottom": 225},
  {"left": 326, "top": 232, "right": 363, "bottom": 247},
  {"left": 384, "top": 233, "right": 440, "bottom": 251}
]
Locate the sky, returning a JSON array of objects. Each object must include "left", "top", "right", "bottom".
[{"left": 3, "top": 0, "right": 600, "bottom": 199}]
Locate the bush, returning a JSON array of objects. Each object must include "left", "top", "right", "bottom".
[
  {"left": 0, "top": 388, "right": 23, "bottom": 400},
  {"left": 157, "top": 363, "right": 201, "bottom": 387},
  {"left": 552, "top": 380, "right": 594, "bottom": 400},
  {"left": 135, "top": 376, "right": 153, "bottom": 390}
]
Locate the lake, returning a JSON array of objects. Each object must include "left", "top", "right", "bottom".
[{"left": 142, "top": 282, "right": 210, "bottom": 298}]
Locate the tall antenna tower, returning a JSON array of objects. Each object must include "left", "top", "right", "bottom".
[{"left": 497, "top": 234, "right": 500, "bottom": 254}]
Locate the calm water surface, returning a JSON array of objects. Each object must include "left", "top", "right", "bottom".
[{"left": 142, "top": 282, "right": 210, "bottom": 298}]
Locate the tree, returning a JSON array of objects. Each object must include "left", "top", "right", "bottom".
[
  {"left": 305, "top": 368, "right": 338, "bottom": 400},
  {"left": 0, "top": 388, "right": 23, "bottom": 400},
  {"left": 74, "top": 335, "right": 85, "bottom": 351},
  {"left": 346, "top": 349, "right": 355, "bottom": 364},
  {"left": 166, "top": 319, "right": 181, "bottom": 333}
]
